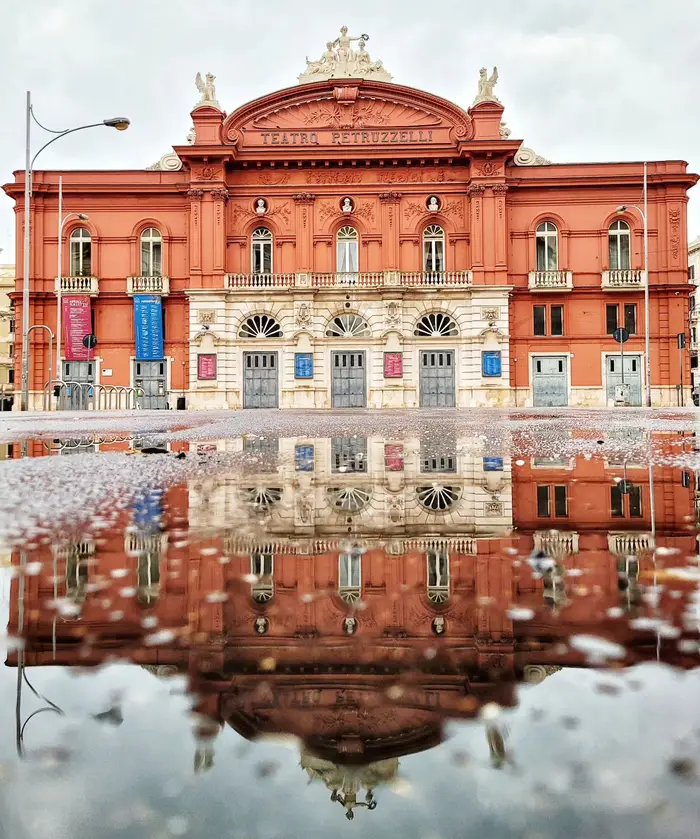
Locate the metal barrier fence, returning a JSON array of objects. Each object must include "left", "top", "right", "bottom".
[{"left": 43, "top": 380, "right": 144, "bottom": 412}]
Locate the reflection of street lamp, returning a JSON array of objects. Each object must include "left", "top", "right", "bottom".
[
  {"left": 616, "top": 162, "right": 650, "bottom": 407},
  {"left": 20, "top": 93, "right": 130, "bottom": 410},
  {"left": 56, "top": 178, "right": 88, "bottom": 380}
]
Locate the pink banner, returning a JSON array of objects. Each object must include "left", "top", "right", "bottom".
[{"left": 62, "top": 296, "right": 92, "bottom": 361}]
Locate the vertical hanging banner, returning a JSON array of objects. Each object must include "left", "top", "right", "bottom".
[
  {"left": 383, "top": 352, "right": 403, "bottom": 378},
  {"left": 62, "top": 296, "right": 92, "bottom": 360},
  {"left": 133, "top": 294, "right": 164, "bottom": 360}
]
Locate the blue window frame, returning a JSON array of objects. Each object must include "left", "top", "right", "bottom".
[
  {"left": 482, "top": 351, "right": 502, "bottom": 377},
  {"left": 295, "top": 444, "right": 314, "bottom": 472},
  {"left": 483, "top": 457, "right": 504, "bottom": 472},
  {"left": 295, "top": 353, "right": 313, "bottom": 379}
]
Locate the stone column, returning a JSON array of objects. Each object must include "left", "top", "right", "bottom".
[
  {"left": 292, "top": 193, "right": 316, "bottom": 271},
  {"left": 379, "top": 192, "right": 402, "bottom": 270}
]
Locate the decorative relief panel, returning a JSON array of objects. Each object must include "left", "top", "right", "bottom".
[
  {"left": 230, "top": 201, "right": 291, "bottom": 226},
  {"left": 404, "top": 199, "right": 463, "bottom": 221},
  {"left": 669, "top": 207, "right": 681, "bottom": 264},
  {"left": 198, "top": 310, "right": 217, "bottom": 325},
  {"left": 481, "top": 307, "right": 500, "bottom": 323},
  {"left": 253, "top": 99, "right": 439, "bottom": 131},
  {"left": 294, "top": 302, "right": 313, "bottom": 329}
]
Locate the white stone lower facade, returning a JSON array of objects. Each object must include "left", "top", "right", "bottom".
[{"left": 186, "top": 286, "right": 511, "bottom": 410}]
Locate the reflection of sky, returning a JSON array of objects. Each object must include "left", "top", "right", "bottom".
[{"left": 2, "top": 646, "right": 700, "bottom": 838}]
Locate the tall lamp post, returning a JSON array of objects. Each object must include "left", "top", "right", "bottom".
[
  {"left": 56, "top": 175, "right": 89, "bottom": 381},
  {"left": 20, "top": 92, "right": 129, "bottom": 411},
  {"left": 616, "top": 161, "right": 650, "bottom": 407}
]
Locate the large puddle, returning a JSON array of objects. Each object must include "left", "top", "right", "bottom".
[{"left": 0, "top": 411, "right": 699, "bottom": 837}]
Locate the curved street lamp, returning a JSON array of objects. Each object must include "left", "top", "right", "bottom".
[
  {"left": 615, "top": 162, "right": 650, "bottom": 407},
  {"left": 20, "top": 92, "right": 130, "bottom": 411}
]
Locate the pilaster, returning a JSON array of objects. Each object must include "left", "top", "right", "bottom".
[
  {"left": 379, "top": 192, "right": 402, "bottom": 270},
  {"left": 293, "top": 193, "right": 316, "bottom": 271}
]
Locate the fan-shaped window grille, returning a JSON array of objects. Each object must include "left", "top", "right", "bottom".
[
  {"left": 327, "top": 487, "right": 371, "bottom": 513},
  {"left": 325, "top": 313, "right": 370, "bottom": 338},
  {"left": 427, "top": 549, "right": 450, "bottom": 603},
  {"left": 414, "top": 313, "right": 458, "bottom": 337},
  {"left": 251, "top": 551, "right": 273, "bottom": 603},
  {"left": 338, "top": 549, "right": 362, "bottom": 604},
  {"left": 416, "top": 485, "right": 461, "bottom": 511},
  {"left": 239, "top": 314, "right": 282, "bottom": 339},
  {"left": 243, "top": 487, "right": 283, "bottom": 510}
]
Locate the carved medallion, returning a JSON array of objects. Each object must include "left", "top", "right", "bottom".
[{"left": 198, "top": 310, "right": 217, "bottom": 325}]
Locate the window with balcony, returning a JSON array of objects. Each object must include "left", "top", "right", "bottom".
[
  {"left": 537, "top": 484, "right": 568, "bottom": 517},
  {"left": 609, "top": 220, "right": 631, "bottom": 270},
  {"left": 606, "top": 303, "right": 637, "bottom": 335},
  {"left": 611, "top": 484, "right": 643, "bottom": 518},
  {"left": 69, "top": 227, "right": 92, "bottom": 276},
  {"left": 140, "top": 228, "right": 162, "bottom": 276},
  {"left": 338, "top": 549, "right": 362, "bottom": 603},
  {"left": 337, "top": 226, "right": 358, "bottom": 272},
  {"left": 251, "top": 227, "right": 273, "bottom": 274},
  {"left": 535, "top": 222, "right": 558, "bottom": 271},
  {"left": 423, "top": 224, "right": 445, "bottom": 272},
  {"left": 533, "top": 304, "right": 564, "bottom": 336},
  {"left": 251, "top": 551, "right": 273, "bottom": 602}
]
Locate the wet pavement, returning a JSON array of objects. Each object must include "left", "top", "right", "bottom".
[{"left": 1, "top": 408, "right": 700, "bottom": 838}]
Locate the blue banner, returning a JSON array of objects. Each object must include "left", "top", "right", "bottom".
[
  {"left": 482, "top": 351, "right": 502, "bottom": 378},
  {"left": 295, "top": 353, "right": 313, "bottom": 379},
  {"left": 134, "top": 295, "right": 164, "bottom": 360}
]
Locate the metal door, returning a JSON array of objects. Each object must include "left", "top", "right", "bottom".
[
  {"left": 331, "top": 352, "right": 366, "bottom": 408},
  {"left": 243, "top": 352, "right": 279, "bottom": 408},
  {"left": 134, "top": 360, "right": 168, "bottom": 410},
  {"left": 420, "top": 350, "right": 455, "bottom": 408},
  {"left": 606, "top": 355, "right": 642, "bottom": 406},
  {"left": 532, "top": 356, "right": 568, "bottom": 407},
  {"left": 61, "top": 361, "right": 95, "bottom": 411}
]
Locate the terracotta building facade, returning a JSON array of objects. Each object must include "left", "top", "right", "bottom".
[{"left": 3, "top": 32, "right": 697, "bottom": 409}]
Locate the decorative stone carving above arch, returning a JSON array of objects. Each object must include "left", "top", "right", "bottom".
[
  {"left": 146, "top": 152, "right": 183, "bottom": 171},
  {"left": 514, "top": 147, "right": 552, "bottom": 166}
]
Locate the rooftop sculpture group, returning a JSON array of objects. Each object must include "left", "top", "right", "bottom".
[{"left": 299, "top": 27, "right": 393, "bottom": 84}]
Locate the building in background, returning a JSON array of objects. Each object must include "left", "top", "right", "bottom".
[
  {"left": 688, "top": 236, "right": 700, "bottom": 401},
  {"left": 0, "top": 260, "right": 14, "bottom": 416},
  {"left": 2, "top": 28, "right": 697, "bottom": 411}
]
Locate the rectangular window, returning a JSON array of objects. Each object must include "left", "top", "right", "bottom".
[
  {"left": 533, "top": 306, "right": 546, "bottom": 336},
  {"left": 611, "top": 485, "right": 624, "bottom": 517},
  {"left": 332, "top": 437, "right": 367, "bottom": 473},
  {"left": 624, "top": 304, "right": 637, "bottom": 335},
  {"left": 606, "top": 304, "right": 618, "bottom": 335},
  {"left": 252, "top": 552, "right": 273, "bottom": 578},
  {"left": 339, "top": 551, "right": 361, "bottom": 589},
  {"left": 8, "top": 369, "right": 14, "bottom": 384},
  {"left": 427, "top": 550, "right": 449, "bottom": 590},
  {"left": 629, "top": 485, "right": 642, "bottom": 517},
  {"left": 690, "top": 265, "right": 696, "bottom": 281},
  {"left": 550, "top": 305, "right": 564, "bottom": 337},
  {"left": 554, "top": 485, "right": 568, "bottom": 517},
  {"left": 537, "top": 485, "right": 550, "bottom": 517}
]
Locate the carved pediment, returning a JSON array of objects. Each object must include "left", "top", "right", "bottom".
[
  {"left": 222, "top": 81, "right": 474, "bottom": 155},
  {"left": 253, "top": 97, "right": 440, "bottom": 131}
]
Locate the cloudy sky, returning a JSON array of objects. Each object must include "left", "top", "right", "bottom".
[{"left": 2, "top": 0, "right": 700, "bottom": 260}]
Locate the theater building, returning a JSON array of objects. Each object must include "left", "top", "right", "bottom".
[{"left": 3, "top": 28, "right": 696, "bottom": 410}]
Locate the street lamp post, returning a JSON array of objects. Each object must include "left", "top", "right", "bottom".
[
  {"left": 616, "top": 162, "right": 651, "bottom": 407},
  {"left": 56, "top": 175, "right": 89, "bottom": 382},
  {"left": 20, "top": 91, "right": 129, "bottom": 411}
]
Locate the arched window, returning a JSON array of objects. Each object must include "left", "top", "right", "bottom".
[
  {"left": 427, "top": 548, "right": 450, "bottom": 603},
  {"left": 327, "top": 487, "right": 371, "bottom": 513},
  {"left": 414, "top": 312, "right": 458, "bottom": 337},
  {"left": 609, "top": 220, "right": 631, "bottom": 270},
  {"left": 243, "top": 487, "right": 283, "bottom": 509},
  {"left": 423, "top": 224, "right": 445, "bottom": 273},
  {"left": 251, "top": 551, "right": 273, "bottom": 603},
  {"left": 251, "top": 227, "right": 273, "bottom": 275},
  {"left": 239, "top": 314, "right": 282, "bottom": 338},
  {"left": 336, "top": 226, "right": 359, "bottom": 273},
  {"left": 416, "top": 485, "right": 461, "bottom": 511},
  {"left": 325, "top": 313, "right": 370, "bottom": 337},
  {"left": 137, "top": 552, "right": 160, "bottom": 606},
  {"left": 338, "top": 549, "right": 362, "bottom": 604},
  {"left": 69, "top": 228, "right": 91, "bottom": 277},
  {"left": 140, "top": 228, "right": 162, "bottom": 276},
  {"left": 535, "top": 222, "right": 558, "bottom": 271}
]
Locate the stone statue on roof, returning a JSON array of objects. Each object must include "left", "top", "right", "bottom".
[
  {"left": 299, "top": 27, "right": 393, "bottom": 84},
  {"left": 195, "top": 72, "right": 220, "bottom": 109},
  {"left": 472, "top": 66, "right": 501, "bottom": 106}
]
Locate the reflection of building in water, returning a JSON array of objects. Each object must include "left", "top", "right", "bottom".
[{"left": 7, "top": 446, "right": 697, "bottom": 803}]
